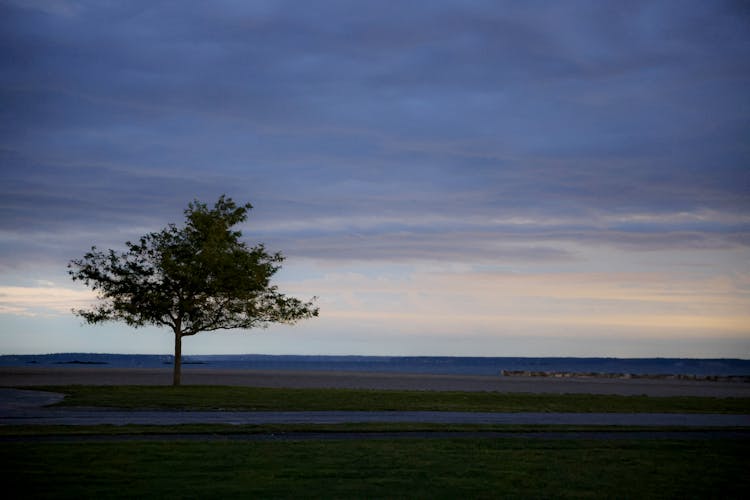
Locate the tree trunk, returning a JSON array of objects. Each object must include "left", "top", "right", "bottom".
[{"left": 173, "top": 331, "right": 182, "bottom": 386}]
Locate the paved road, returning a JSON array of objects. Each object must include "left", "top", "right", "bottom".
[{"left": 2, "top": 389, "right": 749, "bottom": 427}]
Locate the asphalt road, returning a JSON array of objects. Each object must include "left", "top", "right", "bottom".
[{"left": 2, "top": 388, "right": 749, "bottom": 427}]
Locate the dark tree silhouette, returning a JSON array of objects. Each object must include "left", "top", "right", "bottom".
[{"left": 69, "top": 195, "right": 318, "bottom": 385}]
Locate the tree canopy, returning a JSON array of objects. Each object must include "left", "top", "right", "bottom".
[{"left": 69, "top": 195, "right": 318, "bottom": 385}]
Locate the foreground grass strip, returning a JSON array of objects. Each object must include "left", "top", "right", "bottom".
[
  {"left": 27, "top": 385, "right": 750, "bottom": 413},
  {"left": 2, "top": 438, "right": 747, "bottom": 498},
  {"left": 4, "top": 423, "right": 749, "bottom": 437}
]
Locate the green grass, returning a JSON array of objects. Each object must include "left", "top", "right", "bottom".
[
  {"left": 4, "top": 422, "right": 747, "bottom": 437},
  {"left": 2, "top": 438, "right": 746, "bottom": 498},
  {"left": 27, "top": 385, "right": 750, "bottom": 413},
  {"left": 5, "top": 385, "right": 747, "bottom": 497}
]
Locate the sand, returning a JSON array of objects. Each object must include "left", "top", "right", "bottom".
[{"left": 2, "top": 366, "right": 749, "bottom": 397}]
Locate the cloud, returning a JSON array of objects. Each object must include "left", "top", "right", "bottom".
[
  {"left": 290, "top": 266, "right": 750, "bottom": 337},
  {"left": 0, "top": 285, "right": 94, "bottom": 316},
  {"left": 1, "top": 1, "right": 748, "bottom": 357},
  {"left": 260, "top": 211, "right": 749, "bottom": 264},
  {"left": 1, "top": 0, "right": 82, "bottom": 17}
]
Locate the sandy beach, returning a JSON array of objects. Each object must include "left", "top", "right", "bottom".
[{"left": 2, "top": 366, "right": 749, "bottom": 397}]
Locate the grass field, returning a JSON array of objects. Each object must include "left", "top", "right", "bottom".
[
  {"left": 2, "top": 438, "right": 746, "bottom": 498},
  {"left": 3, "top": 385, "right": 748, "bottom": 497},
  {"left": 5, "top": 422, "right": 746, "bottom": 437},
  {"left": 30, "top": 385, "right": 750, "bottom": 413}
]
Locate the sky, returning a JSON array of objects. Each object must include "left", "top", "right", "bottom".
[{"left": 1, "top": 0, "right": 749, "bottom": 358}]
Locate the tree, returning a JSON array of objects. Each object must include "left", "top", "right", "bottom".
[{"left": 68, "top": 195, "right": 319, "bottom": 385}]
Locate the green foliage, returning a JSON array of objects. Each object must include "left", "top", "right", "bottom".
[
  {"left": 68, "top": 196, "right": 318, "bottom": 384},
  {"left": 69, "top": 195, "right": 318, "bottom": 335}
]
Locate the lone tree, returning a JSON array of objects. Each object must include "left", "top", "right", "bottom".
[{"left": 68, "top": 195, "right": 318, "bottom": 385}]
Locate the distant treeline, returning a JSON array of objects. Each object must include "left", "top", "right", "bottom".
[{"left": 499, "top": 370, "right": 750, "bottom": 383}]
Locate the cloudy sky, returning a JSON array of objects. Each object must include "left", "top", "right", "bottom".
[{"left": 1, "top": 0, "right": 749, "bottom": 358}]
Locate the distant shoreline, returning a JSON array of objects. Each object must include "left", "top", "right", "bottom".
[
  {"left": 499, "top": 370, "right": 750, "bottom": 383},
  {"left": 3, "top": 353, "right": 749, "bottom": 379}
]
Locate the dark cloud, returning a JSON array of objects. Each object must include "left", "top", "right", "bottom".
[
  {"left": 262, "top": 223, "right": 749, "bottom": 264},
  {"left": 1, "top": 0, "right": 748, "bottom": 267},
  {"left": 269, "top": 230, "right": 579, "bottom": 264}
]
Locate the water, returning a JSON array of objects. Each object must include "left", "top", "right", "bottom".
[{"left": 1, "top": 353, "right": 749, "bottom": 377}]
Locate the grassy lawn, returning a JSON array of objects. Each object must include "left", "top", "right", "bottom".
[
  {"left": 2, "top": 438, "right": 746, "bottom": 498},
  {"left": 5, "top": 422, "right": 747, "bottom": 437},
  {"left": 25, "top": 385, "right": 750, "bottom": 413},
  {"left": 4, "top": 386, "right": 747, "bottom": 497}
]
